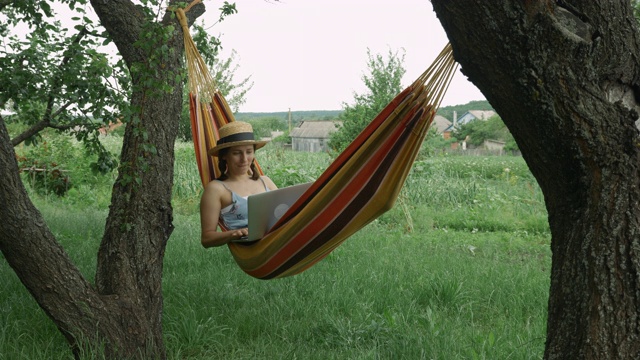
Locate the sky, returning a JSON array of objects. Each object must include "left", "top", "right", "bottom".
[
  {"left": 206, "top": 0, "right": 485, "bottom": 112},
  {"left": 8, "top": 0, "right": 485, "bottom": 113}
]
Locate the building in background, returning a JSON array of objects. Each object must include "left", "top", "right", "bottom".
[
  {"left": 454, "top": 110, "right": 496, "bottom": 126},
  {"left": 431, "top": 114, "right": 452, "bottom": 139},
  {"left": 290, "top": 120, "right": 341, "bottom": 152},
  {"left": 442, "top": 110, "right": 497, "bottom": 139}
]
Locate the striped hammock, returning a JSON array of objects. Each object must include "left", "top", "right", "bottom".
[{"left": 177, "top": 8, "right": 457, "bottom": 279}]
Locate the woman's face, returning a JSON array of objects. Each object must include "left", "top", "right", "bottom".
[{"left": 223, "top": 145, "right": 255, "bottom": 174}]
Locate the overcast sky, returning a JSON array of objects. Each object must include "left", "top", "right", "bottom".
[
  {"left": 8, "top": 1, "right": 485, "bottom": 113},
  {"left": 208, "top": 0, "right": 485, "bottom": 112}
]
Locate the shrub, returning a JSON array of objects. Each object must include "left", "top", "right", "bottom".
[
  {"left": 18, "top": 155, "right": 72, "bottom": 196},
  {"left": 15, "top": 131, "right": 118, "bottom": 202},
  {"left": 17, "top": 139, "right": 74, "bottom": 197}
]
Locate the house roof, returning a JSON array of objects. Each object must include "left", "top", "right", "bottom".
[
  {"left": 290, "top": 120, "right": 341, "bottom": 138},
  {"left": 466, "top": 110, "right": 496, "bottom": 120},
  {"left": 431, "top": 115, "right": 452, "bottom": 133},
  {"left": 452, "top": 110, "right": 497, "bottom": 127}
]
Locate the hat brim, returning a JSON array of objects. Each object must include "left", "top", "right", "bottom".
[{"left": 208, "top": 140, "right": 268, "bottom": 157}]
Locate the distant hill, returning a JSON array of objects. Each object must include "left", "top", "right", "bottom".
[
  {"left": 235, "top": 100, "right": 493, "bottom": 124},
  {"left": 437, "top": 100, "right": 493, "bottom": 121},
  {"left": 235, "top": 110, "right": 343, "bottom": 123}
]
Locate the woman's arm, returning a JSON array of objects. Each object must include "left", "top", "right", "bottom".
[{"left": 200, "top": 182, "right": 248, "bottom": 247}]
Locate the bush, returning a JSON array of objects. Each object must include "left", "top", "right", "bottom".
[
  {"left": 453, "top": 115, "right": 518, "bottom": 151},
  {"left": 18, "top": 157, "right": 72, "bottom": 196},
  {"left": 421, "top": 127, "right": 457, "bottom": 157},
  {"left": 17, "top": 139, "right": 74, "bottom": 196},
  {"left": 15, "top": 131, "right": 118, "bottom": 202}
]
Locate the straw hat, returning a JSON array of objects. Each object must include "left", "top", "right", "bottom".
[{"left": 208, "top": 121, "right": 268, "bottom": 157}]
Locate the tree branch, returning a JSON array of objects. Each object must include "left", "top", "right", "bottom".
[
  {"left": 10, "top": 99, "right": 77, "bottom": 146},
  {"left": 10, "top": 120, "right": 49, "bottom": 146},
  {"left": 9, "top": 26, "right": 93, "bottom": 147},
  {"left": 43, "top": 26, "right": 88, "bottom": 126}
]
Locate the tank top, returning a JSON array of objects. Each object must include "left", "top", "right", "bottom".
[{"left": 218, "top": 178, "right": 269, "bottom": 230}]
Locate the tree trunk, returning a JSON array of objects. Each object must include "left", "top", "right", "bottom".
[
  {"left": 431, "top": 1, "right": 640, "bottom": 359},
  {"left": 0, "top": 1, "right": 204, "bottom": 358}
]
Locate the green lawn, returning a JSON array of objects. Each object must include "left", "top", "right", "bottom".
[{"left": 1, "top": 145, "right": 550, "bottom": 359}]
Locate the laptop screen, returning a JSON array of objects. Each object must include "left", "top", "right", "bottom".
[{"left": 234, "top": 182, "right": 313, "bottom": 242}]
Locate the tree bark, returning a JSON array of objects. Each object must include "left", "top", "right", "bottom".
[
  {"left": 0, "top": 1, "right": 204, "bottom": 358},
  {"left": 431, "top": 1, "right": 640, "bottom": 359}
]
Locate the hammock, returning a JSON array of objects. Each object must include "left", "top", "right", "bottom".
[{"left": 177, "top": 8, "right": 457, "bottom": 279}]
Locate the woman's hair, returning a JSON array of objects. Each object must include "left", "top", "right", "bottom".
[{"left": 215, "top": 147, "right": 260, "bottom": 181}]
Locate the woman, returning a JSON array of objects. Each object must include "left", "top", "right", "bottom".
[{"left": 200, "top": 121, "right": 277, "bottom": 247}]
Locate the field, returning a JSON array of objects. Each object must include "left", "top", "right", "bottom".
[{"left": 1, "top": 138, "right": 551, "bottom": 359}]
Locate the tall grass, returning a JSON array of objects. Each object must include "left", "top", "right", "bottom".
[
  {"left": 1, "top": 139, "right": 551, "bottom": 359},
  {"left": 162, "top": 213, "right": 549, "bottom": 359},
  {"left": 171, "top": 143, "right": 333, "bottom": 215}
]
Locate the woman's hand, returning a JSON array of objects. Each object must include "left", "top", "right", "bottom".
[{"left": 228, "top": 228, "right": 248, "bottom": 240}]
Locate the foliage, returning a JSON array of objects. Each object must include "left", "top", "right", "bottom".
[
  {"left": 234, "top": 111, "right": 343, "bottom": 143},
  {"left": 2, "top": 153, "right": 549, "bottom": 359},
  {"left": 1, "top": 1, "right": 245, "bottom": 357},
  {"left": 272, "top": 130, "right": 291, "bottom": 145},
  {"left": 109, "top": 14, "right": 187, "bottom": 191},
  {"left": 329, "top": 48, "right": 406, "bottom": 152},
  {"left": 1, "top": 0, "right": 126, "bottom": 173},
  {"left": 420, "top": 127, "right": 457, "bottom": 156},
  {"left": 0, "top": 1, "right": 247, "bottom": 162},
  {"left": 172, "top": 140, "right": 201, "bottom": 213},
  {"left": 14, "top": 130, "right": 118, "bottom": 202},
  {"left": 16, "top": 135, "right": 79, "bottom": 197},
  {"left": 633, "top": 0, "right": 640, "bottom": 22},
  {"left": 246, "top": 116, "right": 288, "bottom": 139},
  {"left": 453, "top": 115, "right": 518, "bottom": 151},
  {"left": 235, "top": 110, "right": 343, "bottom": 123},
  {"left": 17, "top": 154, "right": 73, "bottom": 197},
  {"left": 258, "top": 147, "right": 330, "bottom": 187}
]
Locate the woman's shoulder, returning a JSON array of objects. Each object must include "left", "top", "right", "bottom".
[
  {"left": 204, "top": 179, "right": 228, "bottom": 193},
  {"left": 260, "top": 175, "right": 278, "bottom": 190}
]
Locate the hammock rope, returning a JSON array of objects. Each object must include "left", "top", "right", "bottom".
[{"left": 177, "top": 7, "right": 457, "bottom": 279}]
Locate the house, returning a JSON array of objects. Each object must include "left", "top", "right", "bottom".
[
  {"left": 431, "top": 115, "right": 452, "bottom": 134},
  {"left": 98, "top": 119, "right": 124, "bottom": 135},
  {"left": 455, "top": 110, "right": 496, "bottom": 126},
  {"left": 442, "top": 109, "right": 497, "bottom": 138},
  {"left": 290, "top": 120, "right": 341, "bottom": 152},
  {"left": 484, "top": 139, "right": 506, "bottom": 151}
]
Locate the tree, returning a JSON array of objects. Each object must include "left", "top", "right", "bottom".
[
  {"left": 420, "top": 126, "right": 456, "bottom": 157},
  {"left": 329, "top": 48, "right": 406, "bottom": 152},
  {"left": 632, "top": 0, "right": 640, "bottom": 21},
  {"left": 247, "top": 116, "right": 287, "bottom": 139},
  {"left": 453, "top": 115, "right": 518, "bottom": 151},
  {"left": 431, "top": 1, "right": 640, "bottom": 358},
  {"left": 0, "top": 0, "right": 127, "bottom": 171},
  {"left": 436, "top": 99, "right": 493, "bottom": 123},
  {"left": 0, "top": 1, "right": 224, "bottom": 358}
]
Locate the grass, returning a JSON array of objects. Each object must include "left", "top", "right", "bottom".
[
  {"left": 2, "top": 208, "right": 548, "bottom": 359},
  {"left": 1, "top": 140, "right": 551, "bottom": 359}
]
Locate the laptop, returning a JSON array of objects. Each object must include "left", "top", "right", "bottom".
[{"left": 232, "top": 182, "right": 314, "bottom": 243}]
